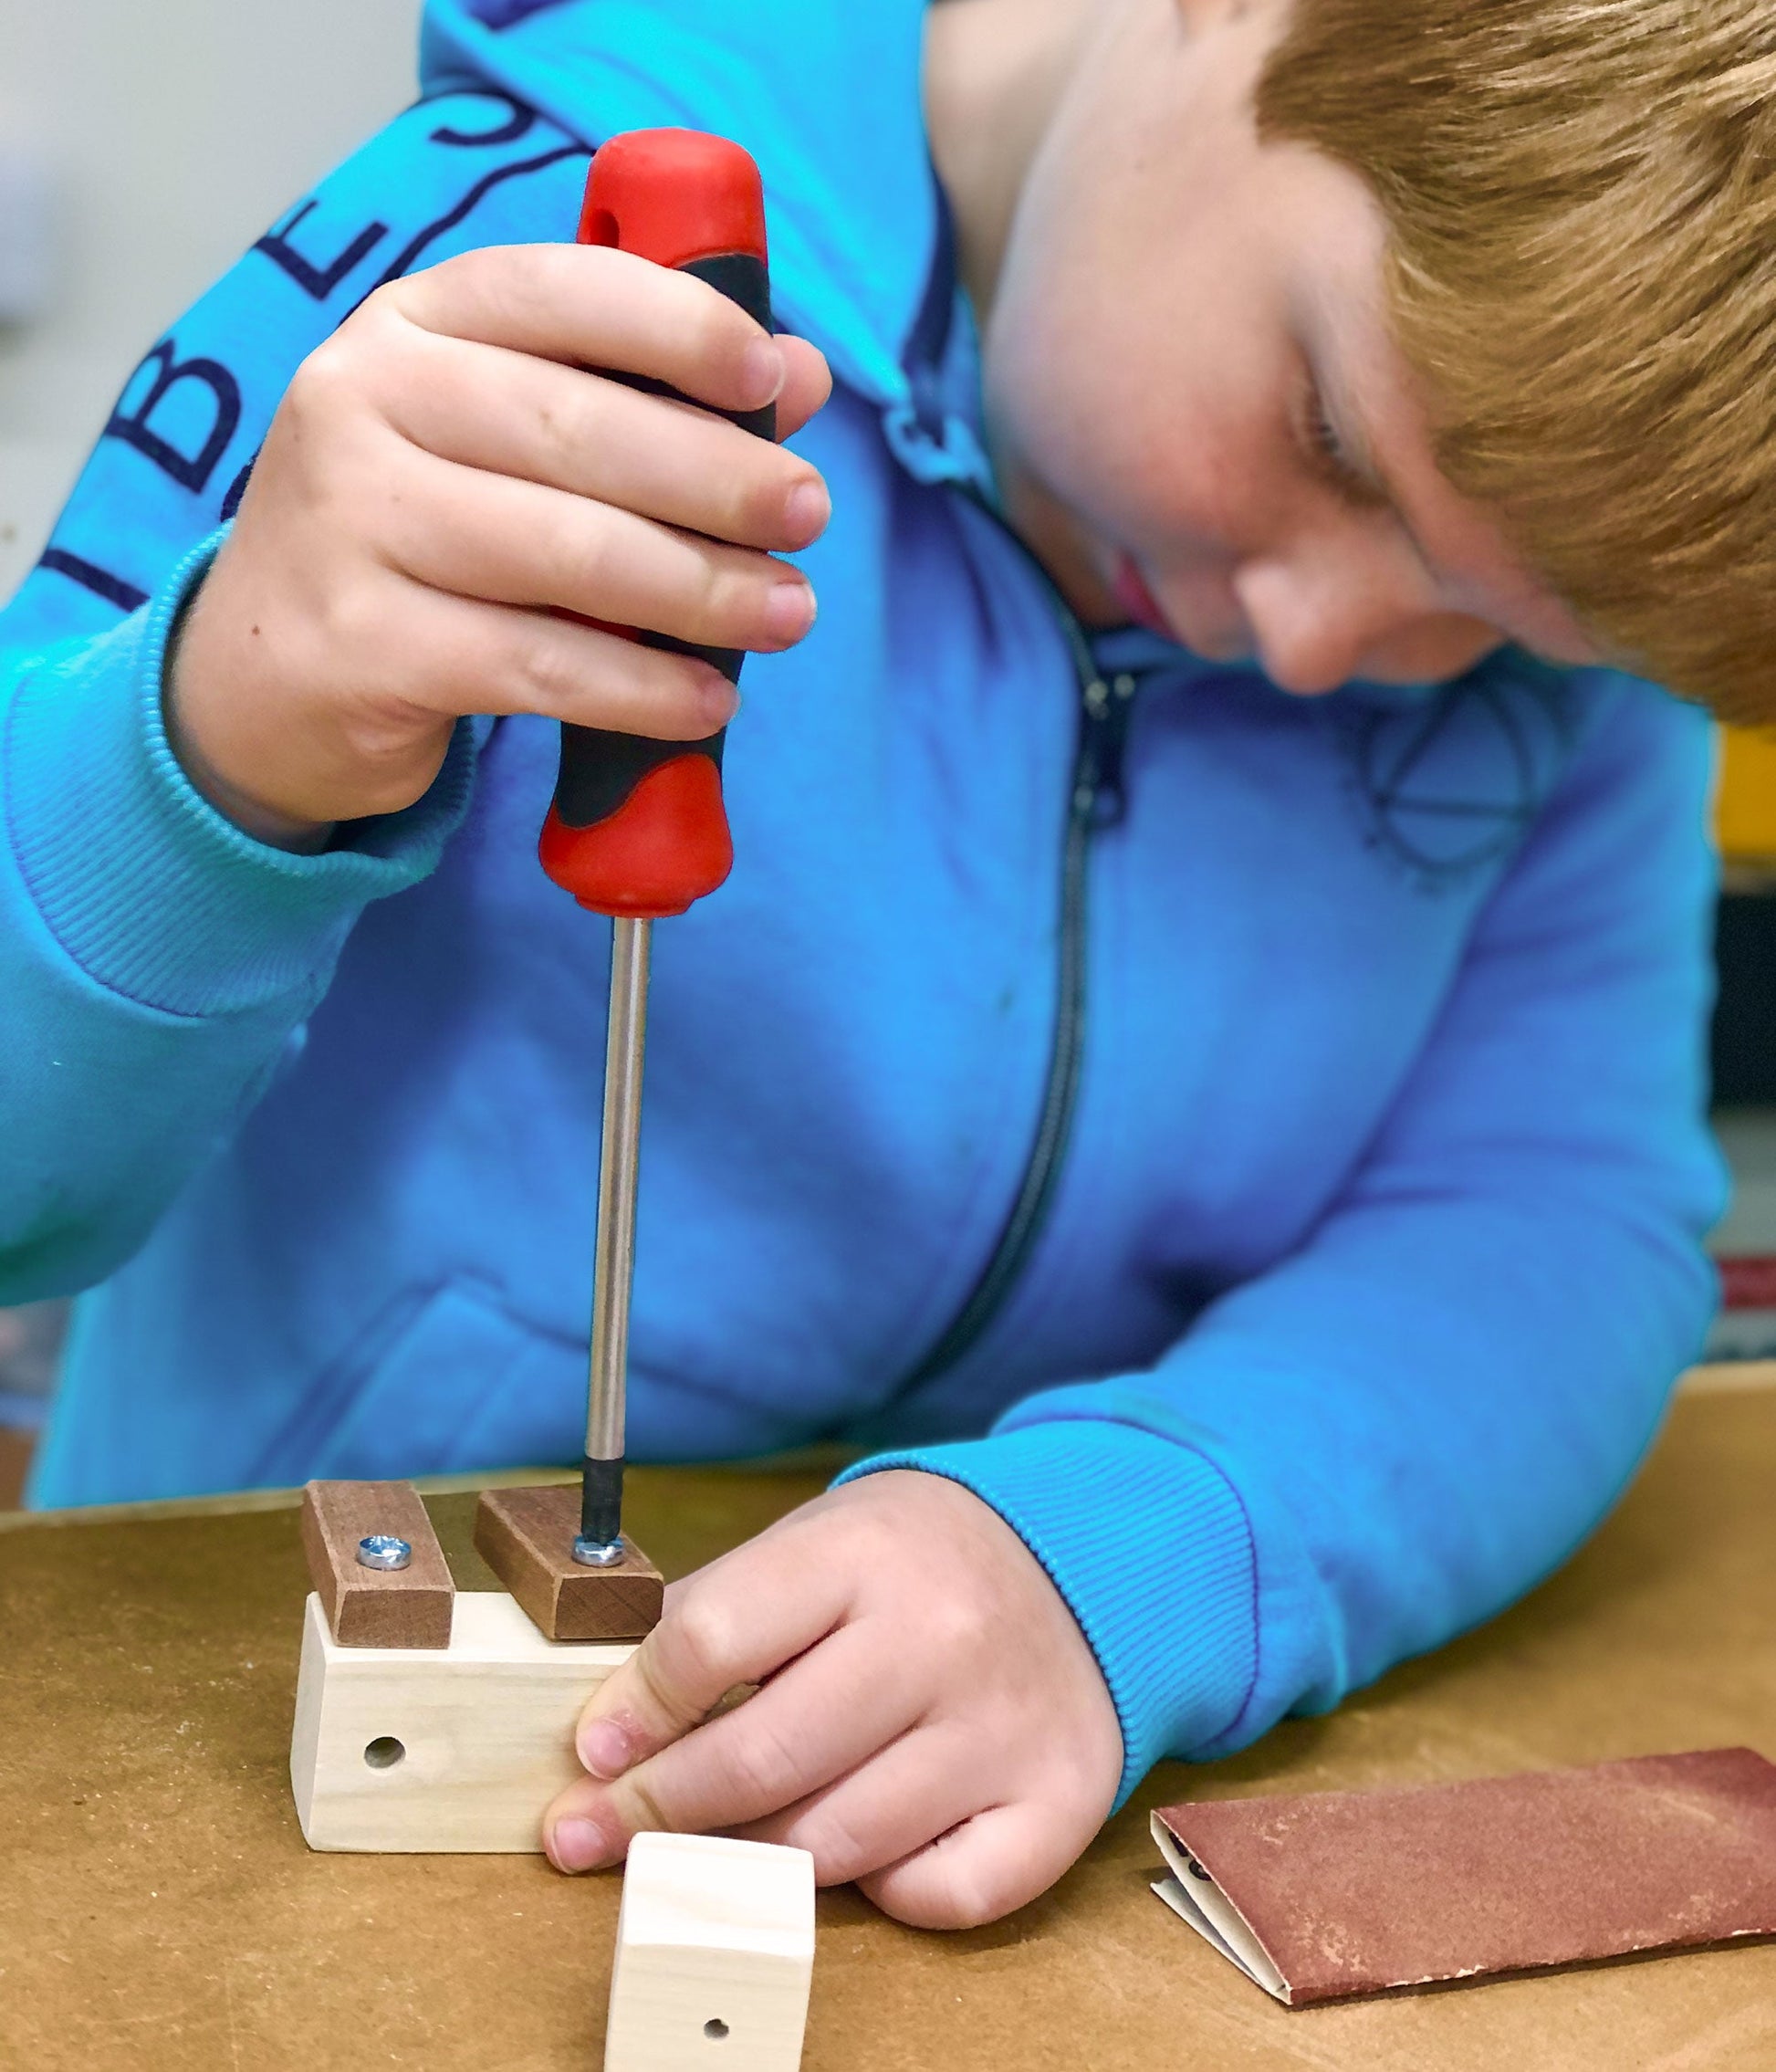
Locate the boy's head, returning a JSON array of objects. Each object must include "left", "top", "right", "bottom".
[
  {"left": 975, "top": 0, "right": 1776, "bottom": 718},
  {"left": 1259, "top": 0, "right": 1776, "bottom": 724}
]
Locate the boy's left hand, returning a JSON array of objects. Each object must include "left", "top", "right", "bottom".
[{"left": 540, "top": 1470, "right": 1123, "bottom": 1929}]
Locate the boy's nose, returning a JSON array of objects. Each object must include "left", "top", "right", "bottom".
[{"left": 1233, "top": 553, "right": 1425, "bottom": 696}]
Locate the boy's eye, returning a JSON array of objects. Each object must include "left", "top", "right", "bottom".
[
  {"left": 1310, "top": 405, "right": 1344, "bottom": 466},
  {"left": 1300, "top": 382, "right": 1389, "bottom": 513},
  {"left": 1301, "top": 384, "right": 1351, "bottom": 473}
]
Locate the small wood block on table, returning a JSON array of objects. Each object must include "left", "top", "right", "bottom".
[
  {"left": 604, "top": 1832, "right": 815, "bottom": 2072},
  {"left": 474, "top": 1483, "right": 664, "bottom": 1642},
  {"left": 299, "top": 1479, "right": 454, "bottom": 1649}
]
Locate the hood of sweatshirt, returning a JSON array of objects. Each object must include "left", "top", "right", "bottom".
[{"left": 420, "top": 0, "right": 936, "bottom": 410}]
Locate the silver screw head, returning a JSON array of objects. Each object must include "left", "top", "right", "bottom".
[
  {"left": 572, "top": 1535, "right": 625, "bottom": 1569},
  {"left": 356, "top": 1533, "right": 413, "bottom": 1572}
]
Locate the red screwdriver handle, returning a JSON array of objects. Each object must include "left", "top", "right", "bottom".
[{"left": 538, "top": 131, "right": 775, "bottom": 918}]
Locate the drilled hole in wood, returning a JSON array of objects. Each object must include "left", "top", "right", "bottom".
[
  {"left": 704, "top": 2019, "right": 729, "bottom": 2041},
  {"left": 363, "top": 1736, "right": 405, "bottom": 1770}
]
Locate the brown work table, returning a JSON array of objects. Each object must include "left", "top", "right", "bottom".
[{"left": 3, "top": 1375, "right": 1773, "bottom": 2070}]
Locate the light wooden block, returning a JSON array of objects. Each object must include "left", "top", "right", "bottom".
[
  {"left": 290, "top": 1591, "right": 634, "bottom": 1852},
  {"left": 604, "top": 1832, "right": 815, "bottom": 2072}
]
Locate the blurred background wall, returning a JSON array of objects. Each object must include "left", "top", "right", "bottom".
[
  {"left": 0, "top": 0, "right": 418, "bottom": 598},
  {"left": 0, "top": 0, "right": 419, "bottom": 1490}
]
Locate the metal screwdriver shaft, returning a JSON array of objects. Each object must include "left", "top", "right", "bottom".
[
  {"left": 534, "top": 132, "right": 774, "bottom": 1592},
  {"left": 575, "top": 916, "right": 651, "bottom": 1567}
]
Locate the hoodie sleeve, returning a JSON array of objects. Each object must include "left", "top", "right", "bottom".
[
  {"left": 841, "top": 676, "right": 1724, "bottom": 1805},
  {"left": 0, "top": 90, "right": 590, "bottom": 1302}
]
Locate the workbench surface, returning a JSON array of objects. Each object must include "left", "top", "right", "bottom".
[{"left": 3, "top": 1377, "right": 1773, "bottom": 2070}]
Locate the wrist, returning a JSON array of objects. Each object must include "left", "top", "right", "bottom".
[
  {"left": 162, "top": 705, "right": 338, "bottom": 853},
  {"left": 163, "top": 591, "right": 338, "bottom": 855}
]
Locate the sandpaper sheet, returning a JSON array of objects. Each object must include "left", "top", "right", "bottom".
[
  {"left": 3, "top": 1384, "right": 1776, "bottom": 2069},
  {"left": 1154, "top": 1746, "right": 1776, "bottom": 2004}
]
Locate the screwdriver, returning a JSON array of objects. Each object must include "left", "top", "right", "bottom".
[{"left": 537, "top": 130, "right": 777, "bottom": 1568}]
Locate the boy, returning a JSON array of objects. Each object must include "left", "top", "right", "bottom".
[{"left": 0, "top": 0, "right": 1758, "bottom": 1926}]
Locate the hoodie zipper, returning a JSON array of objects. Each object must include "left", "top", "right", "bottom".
[{"left": 900, "top": 540, "right": 1138, "bottom": 1391}]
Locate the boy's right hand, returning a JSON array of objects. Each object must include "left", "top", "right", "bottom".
[{"left": 167, "top": 244, "right": 833, "bottom": 850}]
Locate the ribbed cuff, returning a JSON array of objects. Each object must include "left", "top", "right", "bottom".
[
  {"left": 3, "top": 531, "right": 475, "bottom": 1017},
  {"left": 836, "top": 1420, "right": 1259, "bottom": 1808}
]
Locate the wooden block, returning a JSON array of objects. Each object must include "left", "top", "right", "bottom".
[
  {"left": 604, "top": 1832, "right": 815, "bottom": 2072},
  {"left": 298, "top": 1480, "right": 454, "bottom": 1649},
  {"left": 474, "top": 1483, "right": 664, "bottom": 1641},
  {"left": 289, "top": 1590, "right": 635, "bottom": 1851}
]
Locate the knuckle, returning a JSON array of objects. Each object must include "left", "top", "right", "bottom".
[
  {"left": 308, "top": 567, "right": 387, "bottom": 660},
  {"left": 356, "top": 277, "right": 410, "bottom": 329},
  {"left": 789, "top": 1807, "right": 877, "bottom": 1887},
  {"left": 691, "top": 567, "right": 741, "bottom": 644},
  {"left": 619, "top": 1772, "right": 673, "bottom": 1838},
  {"left": 615, "top": 652, "right": 702, "bottom": 738},
  {"left": 529, "top": 387, "right": 592, "bottom": 479},
  {"left": 286, "top": 324, "right": 406, "bottom": 442},
  {"left": 329, "top": 708, "right": 439, "bottom": 817},
  {"left": 690, "top": 288, "right": 750, "bottom": 371},
  {"left": 664, "top": 1593, "right": 739, "bottom": 1696},
  {"left": 370, "top": 266, "right": 423, "bottom": 312},
  {"left": 386, "top": 250, "right": 485, "bottom": 323},
  {"left": 510, "top": 622, "right": 582, "bottom": 717},
  {"left": 283, "top": 341, "right": 359, "bottom": 428},
  {"left": 737, "top": 457, "right": 806, "bottom": 540},
  {"left": 696, "top": 560, "right": 774, "bottom": 647},
  {"left": 716, "top": 1720, "right": 803, "bottom": 1813},
  {"left": 923, "top": 1594, "right": 995, "bottom": 1662},
  {"left": 564, "top": 524, "right": 621, "bottom": 607}
]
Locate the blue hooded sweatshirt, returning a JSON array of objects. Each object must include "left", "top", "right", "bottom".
[{"left": 0, "top": 0, "right": 1723, "bottom": 1802}]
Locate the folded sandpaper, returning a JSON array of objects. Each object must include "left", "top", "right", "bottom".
[{"left": 1152, "top": 1746, "right": 1776, "bottom": 2006}]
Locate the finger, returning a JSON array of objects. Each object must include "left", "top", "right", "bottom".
[
  {"left": 730, "top": 1721, "right": 991, "bottom": 1889},
  {"left": 382, "top": 336, "right": 830, "bottom": 553},
  {"left": 559, "top": 1527, "right": 856, "bottom": 1786},
  {"left": 859, "top": 1801, "right": 1073, "bottom": 1931},
  {"left": 773, "top": 336, "right": 832, "bottom": 442},
  {"left": 377, "top": 446, "right": 817, "bottom": 657},
  {"left": 542, "top": 1623, "right": 926, "bottom": 1871},
  {"left": 332, "top": 569, "right": 742, "bottom": 750},
  {"left": 387, "top": 243, "right": 786, "bottom": 418}
]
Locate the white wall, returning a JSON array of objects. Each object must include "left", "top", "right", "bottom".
[{"left": 0, "top": 0, "right": 420, "bottom": 599}]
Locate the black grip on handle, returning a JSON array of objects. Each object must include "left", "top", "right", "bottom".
[{"left": 553, "top": 251, "right": 777, "bottom": 831}]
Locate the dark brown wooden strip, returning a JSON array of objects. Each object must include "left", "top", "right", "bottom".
[
  {"left": 299, "top": 1481, "right": 454, "bottom": 1649},
  {"left": 474, "top": 1484, "right": 663, "bottom": 1642}
]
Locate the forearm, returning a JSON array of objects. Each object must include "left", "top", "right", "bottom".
[
  {"left": 847, "top": 1168, "right": 1714, "bottom": 1804},
  {"left": 850, "top": 676, "right": 1722, "bottom": 1800},
  {"left": 0, "top": 543, "right": 473, "bottom": 1297}
]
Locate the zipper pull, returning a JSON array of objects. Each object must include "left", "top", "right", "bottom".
[{"left": 1074, "top": 671, "right": 1139, "bottom": 828}]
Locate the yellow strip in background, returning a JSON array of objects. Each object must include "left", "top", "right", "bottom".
[{"left": 1717, "top": 726, "right": 1776, "bottom": 864}]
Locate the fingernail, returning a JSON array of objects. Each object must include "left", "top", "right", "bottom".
[
  {"left": 548, "top": 1816, "right": 615, "bottom": 1875},
  {"left": 578, "top": 1718, "right": 632, "bottom": 1780},
  {"left": 785, "top": 479, "right": 830, "bottom": 543},
  {"left": 742, "top": 336, "right": 784, "bottom": 404},
  {"left": 765, "top": 579, "right": 816, "bottom": 644}
]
